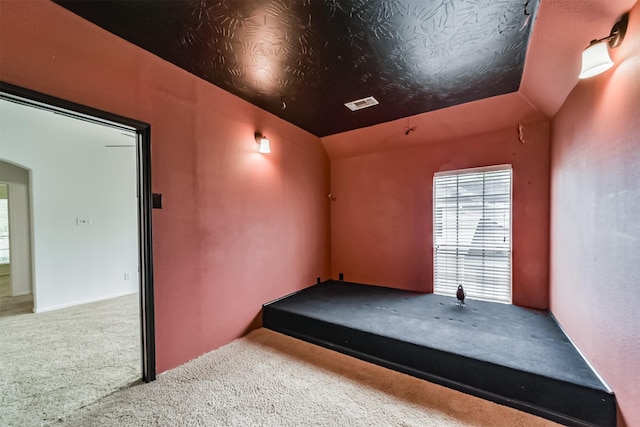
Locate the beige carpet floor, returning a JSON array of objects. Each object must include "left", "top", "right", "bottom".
[
  {"left": 57, "top": 328, "right": 558, "bottom": 426},
  {"left": 0, "top": 293, "right": 140, "bottom": 426}
]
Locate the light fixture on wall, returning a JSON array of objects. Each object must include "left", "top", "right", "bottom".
[
  {"left": 255, "top": 132, "right": 271, "bottom": 154},
  {"left": 579, "top": 13, "right": 629, "bottom": 79}
]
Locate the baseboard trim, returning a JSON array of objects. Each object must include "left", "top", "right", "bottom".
[
  {"left": 11, "top": 291, "right": 32, "bottom": 297},
  {"left": 34, "top": 290, "right": 138, "bottom": 313}
]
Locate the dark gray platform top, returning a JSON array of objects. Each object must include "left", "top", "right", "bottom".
[{"left": 266, "top": 281, "right": 609, "bottom": 392}]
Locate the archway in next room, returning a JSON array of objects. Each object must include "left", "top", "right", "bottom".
[
  {"left": 0, "top": 82, "right": 155, "bottom": 425},
  {"left": 0, "top": 162, "right": 33, "bottom": 316}
]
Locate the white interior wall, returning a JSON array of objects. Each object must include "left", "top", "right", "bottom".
[{"left": 0, "top": 100, "right": 138, "bottom": 312}]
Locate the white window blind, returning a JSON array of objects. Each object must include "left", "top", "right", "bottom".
[{"left": 433, "top": 165, "right": 512, "bottom": 304}]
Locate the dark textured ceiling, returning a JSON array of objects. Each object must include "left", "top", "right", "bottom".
[{"left": 54, "top": 0, "right": 539, "bottom": 137}]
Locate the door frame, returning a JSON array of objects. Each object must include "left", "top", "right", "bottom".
[
  {"left": 0, "top": 81, "right": 156, "bottom": 382},
  {"left": 0, "top": 177, "right": 32, "bottom": 298}
]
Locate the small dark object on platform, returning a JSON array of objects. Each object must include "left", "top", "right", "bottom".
[{"left": 456, "top": 285, "right": 466, "bottom": 307}]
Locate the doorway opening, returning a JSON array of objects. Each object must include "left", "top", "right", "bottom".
[
  {"left": 0, "top": 82, "right": 156, "bottom": 386},
  {"left": 0, "top": 174, "right": 34, "bottom": 316},
  {"left": 0, "top": 183, "right": 12, "bottom": 301}
]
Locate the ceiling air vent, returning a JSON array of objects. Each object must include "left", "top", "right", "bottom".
[{"left": 344, "top": 96, "right": 379, "bottom": 111}]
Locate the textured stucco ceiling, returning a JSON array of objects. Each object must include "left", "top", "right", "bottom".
[
  {"left": 322, "top": 0, "right": 638, "bottom": 159},
  {"left": 54, "top": 0, "right": 540, "bottom": 137}
]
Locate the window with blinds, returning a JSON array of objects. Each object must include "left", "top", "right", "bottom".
[{"left": 433, "top": 165, "right": 512, "bottom": 304}]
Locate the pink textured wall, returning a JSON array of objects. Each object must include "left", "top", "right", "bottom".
[
  {"left": 550, "top": 4, "right": 640, "bottom": 426},
  {"left": 321, "top": 93, "right": 546, "bottom": 160},
  {"left": 0, "top": 1, "right": 330, "bottom": 373},
  {"left": 330, "top": 122, "right": 551, "bottom": 309}
]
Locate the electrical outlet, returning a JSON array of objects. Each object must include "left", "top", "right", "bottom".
[
  {"left": 124, "top": 273, "right": 131, "bottom": 280},
  {"left": 76, "top": 217, "right": 93, "bottom": 226}
]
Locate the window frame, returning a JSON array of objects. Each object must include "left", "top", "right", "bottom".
[
  {"left": 433, "top": 164, "right": 513, "bottom": 304},
  {"left": 0, "top": 188, "right": 8, "bottom": 264}
]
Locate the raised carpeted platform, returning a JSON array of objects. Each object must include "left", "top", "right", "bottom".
[{"left": 263, "top": 280, "right": 615, "bottom": 427}]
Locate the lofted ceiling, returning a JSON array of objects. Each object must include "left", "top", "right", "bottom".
[
  {"left": 54, "top": 0, "right": 540, "bottom": 137},
  {"left": 52, "top": 0, "right": 637, "bottom": 157}
]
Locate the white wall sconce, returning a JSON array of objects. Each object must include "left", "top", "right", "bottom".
[
  {"left": 579, "top": 13, "right": 629, "bottom": 79},
  {"left": 255, "top": 132, "right": 271, "bottom": 154}
]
